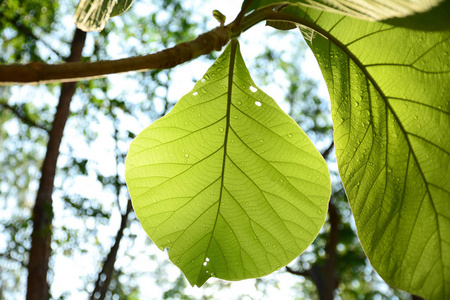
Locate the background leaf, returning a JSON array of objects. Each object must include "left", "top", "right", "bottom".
[
  {"left": 275, "top": 4, "right": 450, "bottom": 299},
  {"left": 125, "top": 41, "right": 331, "bottom": 287},
  {"left": 74, "top": 0, "right": 134, "bottom": 32}
]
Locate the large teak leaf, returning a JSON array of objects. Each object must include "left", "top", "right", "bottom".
[
  {"left": 125, "top": 40, "right": 331, "bottom": 286},
  {"left": 273, "top": 5, "right": 450, "bottom": 299}
]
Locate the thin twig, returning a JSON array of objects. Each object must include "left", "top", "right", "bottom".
[
  {"left": 0, "top": 13, "right": 63, "bottom": 58},
  {"left": 321, "top": 140, "right": 334, "bottom": 160},
  {"left": 0, "top": 102, "right": 50, "bottom": 132},
  {"left": 285, "top": 266, "right": 310, "bottom": 278}
]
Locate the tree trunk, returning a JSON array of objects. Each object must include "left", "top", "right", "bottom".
[
  {"left": 26, "top": 28, "right": 86, "bottom": 300},
  {"left": 323, "top": 201, "right": 339, "bottom": 300}
]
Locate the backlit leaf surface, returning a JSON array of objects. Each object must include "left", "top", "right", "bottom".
[
  {"left": 250, "top": 0, "right": 450, "bottom": 30},
  {"left": 276, "top": 5, "right": 450, "bottom": 299},
  {"left": 125, "top": 41, "right": 331, "bottom": 287},
  {"left": 74, "top": 0, "right": 133, "bottom": 31}
]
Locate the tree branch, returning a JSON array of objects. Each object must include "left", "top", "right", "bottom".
[
  {"left": 0, "top": 26, "right": 231, "bottom": 85},
  {"left": 0, "top": 4, "right": 284, "bottom": 86},
  {"left": 285, "top": 266, "right": 310, "bottom": 278},
  {"left": 90, "top": 200, "right": 133, "bottom": 300},
  {"left": 321, "top": 140, "right": 334, "bottom": 160},
  {"left": 0, "top": 102, "right": 50, "bottom": 132},
  {"left": 0, "top": 13, "right": 63, "bottom": 59}
]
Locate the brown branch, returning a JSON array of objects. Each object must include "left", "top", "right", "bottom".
[
  {"left": 0, "top": 4, "right": 285, "bottom": 86},
  {"left": 90, "top": 200, "right": 133, "bottom": 300},
  {"left": 0, "top": 26, "right": 231, "bottom": 86},
  {"left": 321, "top": 140, "right": 334, "bottom": 160},
  {"left": 0, "top": 102, "right": 50, "bottom": 132},
  {"left": 26, "top": 28, "right": 87, "bottom": 300},
  {"left": 0, "top": 13, "right": 63, "bottom": 59},
  {"left": 285, "top": 266, "right": 310, "bottom": 278}
]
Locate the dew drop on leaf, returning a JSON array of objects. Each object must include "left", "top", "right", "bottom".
[
  {"left": 255, "top": 101, "right": 261, "bottom": 106},
  {"left": 193, "top": 92, "right": 198, "bottom": 96},
  {"left": 250, "top": 86, "right": 257, "bottom": 92},
  {"left": 237, "top": 100, "right": 242, "bottom": 106}
]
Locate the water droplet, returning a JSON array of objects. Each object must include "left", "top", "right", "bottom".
[
  {"left": 250, "top": 86, "right": 257, "bottom": 92},
  {"left": 176, "top": 259, "right": 180, "bottom": 263},
  {"left": 201, "top": 79, "right": 205, "bottom": 83},
  {"left": 237, "top": 100, "right": 242, "bottom": 106},
  {"left": 354, "top": 102, "right": 360, "bottom": 107},
  {"left": 288, "top": 133, "right": 293, "bottom": 138},
  {"left": 272, "top": 244, "right": 277, "bottom": 248},
  {"left": 219, "top": 127, "right": 224, "bottom": 132},
  {"left": 193, "top": 92, "right": 198, "bottom": 96},
  {"left": 233, "top": 115, "right": 238, "bottom": 119},
  {"left": 260, "top": 139, "right": 264, "bottom": 143},
  {"left": 203, "top": 261, "right": 207, "bottom": 266},
  {"left": 206, "top": 257, "right": 210, "bottom": 262},
  {"left": 185, "top": 153, "right": 189, "bottom": 158},
  {"left": 205, "top": 227, "right": 209, "bottom": 231},
  {"left": 254, "top": 235, "right": 258, "bottom": 240},
  {"left": 255, "top": 101, "right": 261, "bottom": 106}
]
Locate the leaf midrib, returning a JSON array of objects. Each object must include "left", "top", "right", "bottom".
[{"left": 196, "top": 39, "right": 238, "bottom": 285}]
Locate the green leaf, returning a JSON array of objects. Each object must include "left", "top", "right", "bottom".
[
  {"left": 74, "top": 0, "right": 133, "bottom": 32},
  {"left": 110, "top": 0, "right": 133, "bottom": 17},
  {"left": 249, "top": 0, "right": 450, "bottom": 30},
  {"left": 275, "top": 5, "right": 450, "bottom": 299},
  {"left": 125, "top": 40, "right": 331, "bottom": 287}
]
